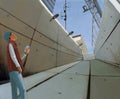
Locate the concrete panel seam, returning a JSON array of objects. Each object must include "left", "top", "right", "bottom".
[
  {"left": 0, "top": 21, "right": 81, "bottom": 58},
  {"left": 91, "top": 75, "right": 120, "bottom": 77},
  {"left": 0, "top": 7, "right": 81, "bottom": 55},
  {"left": 26, "top": 62, "right": 80, "bottom": 92},
  {"left": 36, "top": 30, "right": 81, "bottom": 55},
  {"left": 98, "top": 19, "right": 120, "bottom": 52},
  {"left": 32, "top": 39, "right": 81, "bottom": 57},
  {"left": 0, "top": 22, "right": 31, "bottom": 39},
  {"left": 87, "top": 60, "right": 91, "bottom": 99},
  {"left": 0, "top": 7, "right": 34, "bottom": 30},
  {"left": 96, "top": 59, "right": 120, "bottom": 68}
]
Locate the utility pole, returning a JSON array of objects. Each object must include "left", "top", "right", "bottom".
[
  {"left": 61, "top": 0, "right": 70, "bottom": 30},
  {"left": 64, "top": 0, "right": 67, "bottom": 30}
]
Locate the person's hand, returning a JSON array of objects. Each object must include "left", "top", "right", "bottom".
[
  {"left": 25, "top": 48, "right": 30, "bottom": 54},
  {"left": 24, "top": 45, "right": 30, "bottom": 55},
  {"left": 17, "top": 67, "right": 22, "bottom": 73}
]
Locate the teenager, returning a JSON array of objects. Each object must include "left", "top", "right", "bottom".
[{"left": 4, "top": 32, "right": 30, "bottom": 99}]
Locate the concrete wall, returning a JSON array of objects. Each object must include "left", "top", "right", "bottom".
[
  {"left": 0, "top": 0, "right": 82, "bottom": 76},
  {"left": 95, "top": 0, "right": 120, "bottom": 66}
]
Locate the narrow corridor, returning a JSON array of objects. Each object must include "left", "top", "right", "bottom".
[{"left": 0, "top": 60, "right": 120, "bottom": 99}]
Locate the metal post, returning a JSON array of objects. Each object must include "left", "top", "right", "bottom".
[{"left": 64, "top": 0, "right": 67, "bottom": 30}]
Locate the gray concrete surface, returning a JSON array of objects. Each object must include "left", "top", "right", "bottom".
[
  {"left": 0, "top": 62, "right": 79, "bottom": 99},
  {"left": 27, "top": 61, "right": 89, "bottom": 99},
  {"left": 90, "top": 60, "right": 120, "bottom": 99},
  {"left": 1, "top": 60, "right": 120, "bottom": 99},
  {"left": 95, "top": 0, "right": 120, "bottom": 65}
]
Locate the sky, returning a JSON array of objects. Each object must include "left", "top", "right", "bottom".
[{"left": 53, "top": 0, "right": 104, "bottom": 53}]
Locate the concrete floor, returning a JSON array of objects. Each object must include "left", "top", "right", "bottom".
[
  {"left": 27, "top": 61, "right": 89, "bottom": 99},
  {"left": 90, "top": 60, "right": 120, "bottom": 99},
  {"left": 0, "top": 60, "right": 120, "bottom": 99}
]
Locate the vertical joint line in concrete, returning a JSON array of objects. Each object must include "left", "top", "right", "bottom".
[
  {"left": 55, "top": 29, "right": 59, "bottom": 67},
  {"left": 87, "top": 60, "right": 91, "bottom": 99}
]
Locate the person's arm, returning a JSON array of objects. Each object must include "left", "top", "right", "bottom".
[
  {"left": 21, "top": 53, "right": 26, "bottom": 60},
  {"left": 21, "top": 46, "right": 30, "bottom": 60},
  {"left": 9, "top": 43, "right": 22, "bottom": 73}
]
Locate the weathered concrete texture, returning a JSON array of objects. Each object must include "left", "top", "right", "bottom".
[
  {"left": 0, "top": 62, "right": 80, "bottom": 99},
  {"left": 0, "top": 0, "right": 82, "bottom": 76},
  {"left": 95, "top": 0, "right": 120, "bottom": 65},
  {"left": 90, "top": 60, "right": 120, "bottom": 99},
  {"left": 1, "top": 60, "right": 120, "bottom": 99},
  {"left": 27, "top": 61, "right": 89, "bottom": 99}
]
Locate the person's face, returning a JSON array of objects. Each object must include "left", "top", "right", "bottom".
[{"left": 9, "top": 33, "right": 17, "bottom": 41}]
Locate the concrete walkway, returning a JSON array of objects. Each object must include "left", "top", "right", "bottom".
[
  {"left": 0, "top": 60, "right": 120, "bottom": 99},
  {"left": 27, "top": 61, "right": 89, "bottom": 99},
  {"left": 90, "top": 60, "right": 120, "bottom": 99}
]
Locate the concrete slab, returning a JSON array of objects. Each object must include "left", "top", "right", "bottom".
[
  {"left": 47, "top": 61, "right": 79, "bottom": 74},
  {"left": 57, "top": 51, "right": 79, "bottom": 66},
  {"left": 28, "top": 75, "right": 88, "bottom": 99},
  {"left": 0, "top": 83, "right": 11, "bottom": 99},
  {"left": 36, "top": 8, "right": 58, "bottom": 42},
  {"left": 25, "top": 41, "right": 57, "bottom": 73},
  {"left": 91, "top": 60, "right": 120, "bottom": 76},
  {"left": 0, "top": 61, "right": 79, "bottom": 99},
  {"left": 33, "top": 31, "right": 57, "bottom": 49},
  {"left": 1, "top": 60, "right": 120, "bottom": 99},
  {"left": 0, "top": 0, "right": 44, "bottom": 28},
  {"left": 0, "top": 9, "right": 34, "bottom": 38},
  {"left": 95, "top": 0, "right": 120, "bottom": 64},
  {"left": 90, "top": 76, "right": 120, "bottom": 99},
  {"left": 90, "top": 60, "right": 120, "bottom": 99},
  {"left": 62, "top": 61, "right": 90, "bottom": 75},
  {"left": 27, "top": 65, "right": 89, "bottom": 99}
]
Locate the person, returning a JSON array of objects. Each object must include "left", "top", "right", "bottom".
[{"left": 4, "top": 32, "right": 30, "bottom": 99}]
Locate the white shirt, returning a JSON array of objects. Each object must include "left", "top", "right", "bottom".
[{"left": 9, "top": 43, "right": 26, "bottom": 67}]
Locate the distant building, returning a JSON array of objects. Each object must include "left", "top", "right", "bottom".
[
  {"left": 72, "top": 35, "right": 88, "bottom": 54},
  {"left": 41, "top": 0, "right": 56, "bottom": 13}
]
